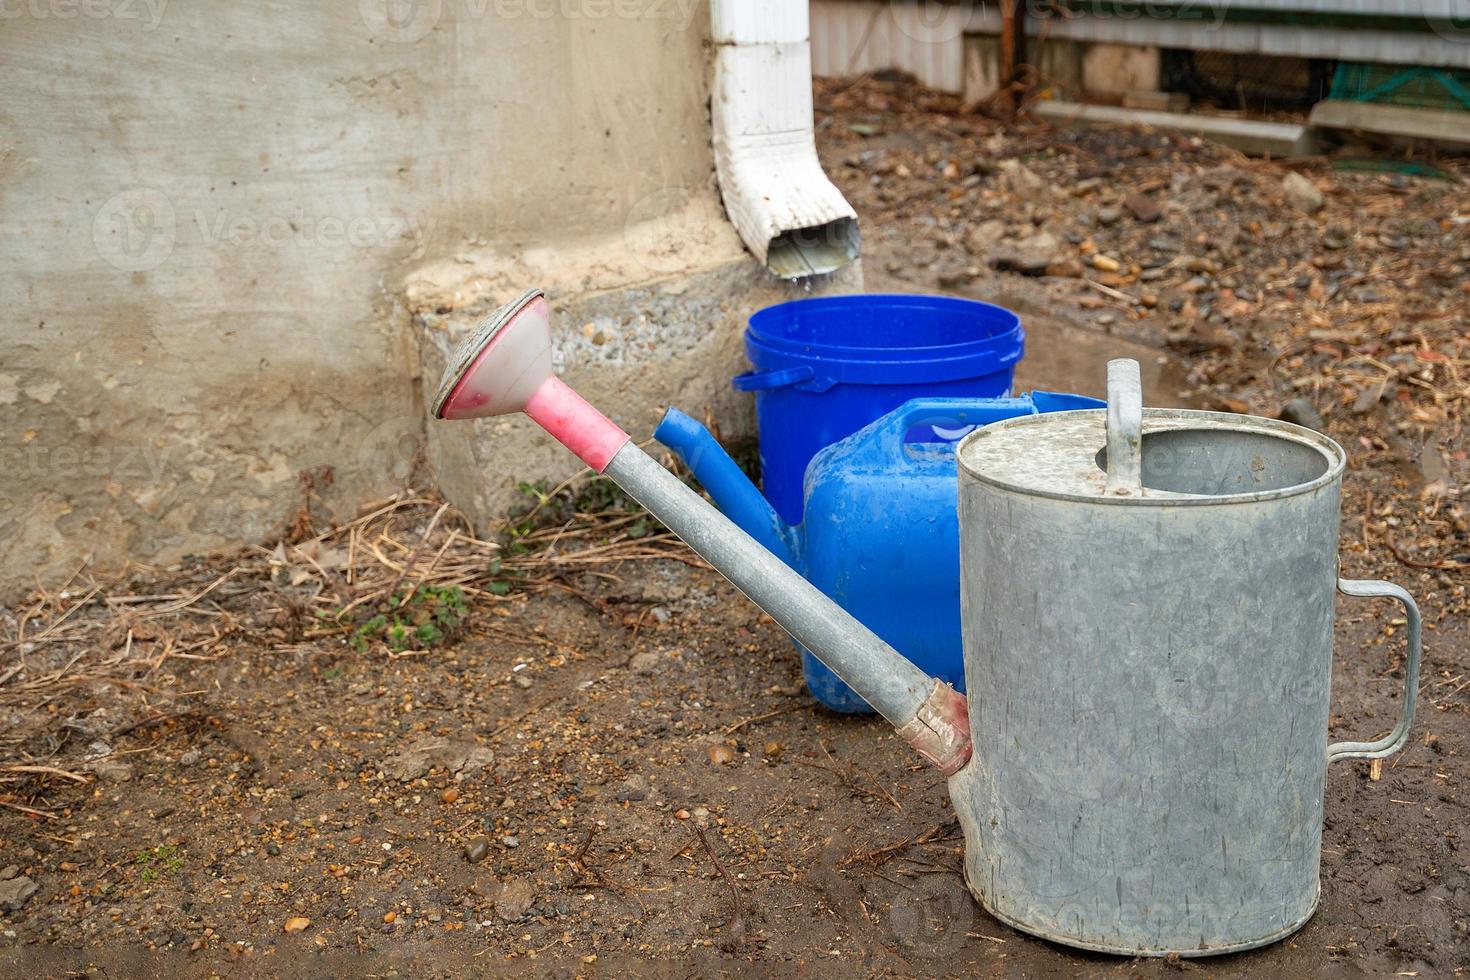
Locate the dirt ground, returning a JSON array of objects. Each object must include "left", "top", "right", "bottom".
[{"left": 2, "top": 75, "right": 1467, "bottom": 978}]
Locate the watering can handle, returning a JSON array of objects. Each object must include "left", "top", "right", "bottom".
[
  {"left": 1327, "top": 579, "right": 1423, "bottom": 764},
  {"left": 1104, "top": 359, "right": 1143, "bottom": 496},
  {"left": 872, "top": 395, "right": 1038, "bottom": 456}
]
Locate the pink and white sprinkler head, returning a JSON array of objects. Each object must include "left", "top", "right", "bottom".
[{"left": 431, "top": 287, "right": 971, "bottom": 775}]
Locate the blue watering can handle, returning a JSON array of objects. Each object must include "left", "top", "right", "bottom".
[
  {"left": 732, "top": 365, "right": 815, "bottom": 392},
  {"left": 873, "top": 396, "right": 1036, "bottom": 457}
]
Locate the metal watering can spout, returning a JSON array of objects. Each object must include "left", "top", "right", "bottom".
[
  {"left": 430, "top": 287, "right": 972, "bottom": 774},
  {"left": 652, "top": 408, "right": 797, "bottom": 564}
]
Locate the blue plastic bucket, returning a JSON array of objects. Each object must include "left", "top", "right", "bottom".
[{"left": 734, "top": 294, "right": 1025, "bottom": 524}]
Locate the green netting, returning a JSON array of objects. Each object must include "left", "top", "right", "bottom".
[{"left": 1330, "top": 62, "right": 1470, "bottom": 111}]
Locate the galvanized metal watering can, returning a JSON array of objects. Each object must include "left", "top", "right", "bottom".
[
  {"left": 950, "top": 359, "right": 1423, "bottom": 956},
  {"left": 655, "top": 392, "right": 1101, "bottom": 713},
  {"left": 432, "top": 289, "right": 1422, "bottom": 959}
]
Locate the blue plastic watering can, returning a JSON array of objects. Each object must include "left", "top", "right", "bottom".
[{"left": 656, "top": 392, "right": 1102, "bottom": 712}]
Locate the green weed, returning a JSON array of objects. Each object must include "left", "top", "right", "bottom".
[
  {"left": 136, "top": 844, "right": 182, "bottom": 882},
  {"left": 349, "top": 583, "right": 468, "bottom": 653}
]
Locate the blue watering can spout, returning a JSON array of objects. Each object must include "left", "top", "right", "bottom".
[{"left": 654, "top": 408, "right": 796, "bottom": 563}]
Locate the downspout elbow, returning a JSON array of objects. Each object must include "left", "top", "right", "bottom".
[{"left": 709, "top": 0, "right": 860, "bottom": 280}]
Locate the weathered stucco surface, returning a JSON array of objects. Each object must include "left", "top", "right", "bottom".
[
  {"left": 0, "top": 0, "right": 818, "bottom": 597},
  {"left": 413, "top": 227, "right": 862, "bottom": 525}
]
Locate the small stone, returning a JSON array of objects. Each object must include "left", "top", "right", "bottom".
[
  {"left": 1352, "top": 380, "right": 1391, "bottom": 414},
  {"left": 1044, "top": 258, "right": 1085, "bottom": 279},
  {"left": 1283, "top": 172, "right": 1325, "bottom": 214},
  {"left": 963, "top": 219, "right": 1006, "bottom": 255},
  {"left": 495, "top": 878, "right": 535, "bottom": 922},
  {"left": 1139, "top": 291, "right": 1159, "bottom": 308},
  {"left": 384, "top": 737, "right": 494, "bottom": 782},
  {"left": 674, "top": 809, "right": 691, "bottom": 820},
  {"left": 615, "top": 775, "right": 648, "bottom": 803},
  {"left": 691, "top": 806, "right": 711, "bottom": 828},
  {"left": 1280, "top": 398, "right": 1326, "bottom": 432},
  {"left": 1014, "top": 230, "right": 1060, "bottom": 259},
  {"left": 990, "top": 253, "right": 1049, "bottom": 276},
  {"left": 383, "top": 910, "right": 397, "bottom": 924},
  {"left": 0, "top": 866, "right": 17, "bottom": 881},
  {"left": 998, "top": 160, "right": 1047, "bottom": 200},
  {"left": 1096, "top": 206, "right": 1122, "bottom": 227},
  {"left": 501, "top": 835, "right": 519, "bottom": 849},
  {"left": 441, "top": 788, "right": 460, "bottom": 804},
  {"left": 1189, "top": 319, "right": 1237, "bottom": 351},
  {"left": 464, "top": 838, "right": 490, "bottom": 864},
  {"left": 706, "top": 744, "right": 736, "bottom": 765},
  {"left": 512, "top": 674, "right": 533, "bottom": 689},
  {"left": 628, "top": 651, "right": 662, "bottom": 676},
  {"left": 1091, "top": 254, "right": 1121, "bottom": 272},
  {"left": 0, "top": 876, "right": 37, "bottom": 912},
  {"left": 85, "top": 758, "right": 134, "bottom": 783},
  {"left": 1123, "top": 192, "right": 1161, "bottom": 223},
  {"left": 936, "top": 268, "right": 971, "bottom": 289},
  {"left": 282, "top": 916, "right": 311, "bottom": 934},
  {"left": 178, "top": 749, "right": 201, "bottom": 767}
]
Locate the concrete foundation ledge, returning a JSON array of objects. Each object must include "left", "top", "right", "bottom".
[
  {"left": 417, "top": 259, "right": 862, "bottom": 531},
  {"left": 1033, "top": 100, "right": 1317, "bottom": 158},
  {"left": 1309, "top": 99, "right": 1470, "bottom": 149}
]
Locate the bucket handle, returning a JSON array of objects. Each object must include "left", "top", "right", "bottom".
[
  {"left": 1327, "top": 579, "right": 1423, "bottom": 764},
  {"left": 1104, "top": 358, "right": 1143, "bottom": 496},
  {"left": 732, "top": 365, "right": 816, "bottom": 392}
]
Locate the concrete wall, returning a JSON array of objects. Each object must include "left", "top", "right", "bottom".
[{"left": 0, "top": 0, "right": 779, "bottom": 597}]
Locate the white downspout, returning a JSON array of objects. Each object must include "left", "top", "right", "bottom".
[{"left": 709, "top": 0, "right": 860, "bottom": 280}]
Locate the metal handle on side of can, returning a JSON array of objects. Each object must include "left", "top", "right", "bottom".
[
  {"left": 1104, "top": 358, "right": 1143, "bottom": 496},
  {"left": 1327, "top": 578, "right": 1424, "bottom": 764}
]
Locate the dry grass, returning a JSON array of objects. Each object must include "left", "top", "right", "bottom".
[{"left": 0, "top": 461, "right": 709, "bottom": 816}]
